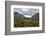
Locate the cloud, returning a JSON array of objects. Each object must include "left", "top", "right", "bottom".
[{"left": 14, "top": 8, "right": 39, "bottom": 17}]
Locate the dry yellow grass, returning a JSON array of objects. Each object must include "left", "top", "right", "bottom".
[{"left": 14, "top": 18, "right": 39, "bottom": 27}]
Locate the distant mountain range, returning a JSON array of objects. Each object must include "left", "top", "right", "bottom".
[
  {"left": 14, "top": 12, "right": 24, "bottom": 19},
  {"left": 14, "top": 12, "right": 39, "bottom": 20},
  {"left": 31, "top": 13, "right": 39, "bottom": 20}
]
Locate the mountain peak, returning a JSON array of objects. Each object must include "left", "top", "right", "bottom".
[
  {"left": 31, "top": 13, "right": 39, "bottom": 20},
  {"left": 14, "top": 12, "right": 24, "bottom": 19}
]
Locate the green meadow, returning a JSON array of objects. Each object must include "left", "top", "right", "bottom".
[{"left": 14, "top": 18, "right": 39, "bottom": 27}]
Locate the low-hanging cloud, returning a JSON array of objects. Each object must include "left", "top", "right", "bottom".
[{"left": 14, "top": 8, "right": 39, "bottom": 18}]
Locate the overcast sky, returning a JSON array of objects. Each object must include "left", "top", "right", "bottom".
[{"left": 14, "top": 8, "right": 39, "bottom": 18}]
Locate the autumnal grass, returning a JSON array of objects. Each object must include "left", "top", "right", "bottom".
[{"left": 14, "top": 18, "right": 39, "bottom": 27}]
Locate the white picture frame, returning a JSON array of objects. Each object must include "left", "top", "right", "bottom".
[{"left": 5, "top": 1, "right": 45, "bottom": 35}]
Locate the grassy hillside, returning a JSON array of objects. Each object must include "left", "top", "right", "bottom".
[{"left": 14, "top": 18, "right": 39, "bottom": 27}]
